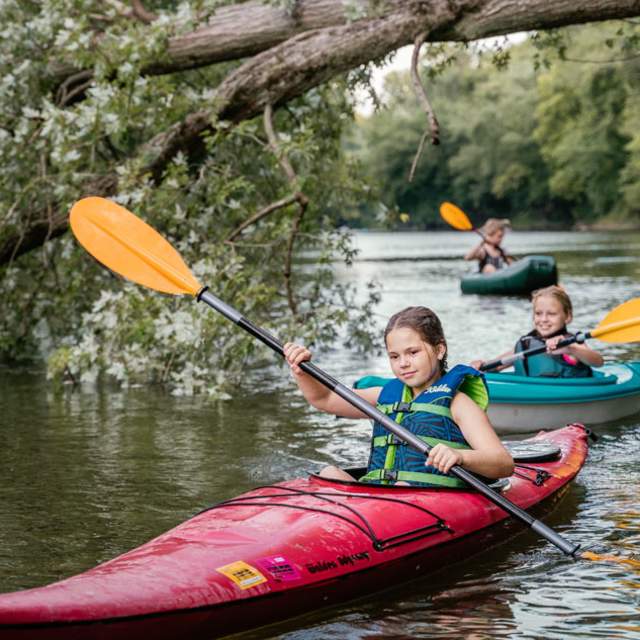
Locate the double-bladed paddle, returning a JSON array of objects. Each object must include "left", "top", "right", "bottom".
[
  {"left": 480, "top": 298, "right": 640, "bottom": 372},
  {"left": 69, "top": 196, "right": 580, "bottom": 556}
]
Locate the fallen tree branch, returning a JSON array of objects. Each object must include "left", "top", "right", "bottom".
[
  {"left": 225, "top": 193, "right": 300, "bottom": 242},
  {"left": 48, "top": 0, "right": 640, "bottom": 85},
  {"left": 6, "top": 0, "right": 640, "bottom": 266},
  {"left": 408, "top": 31, "right": 439, "bottom": 182},
  {"left": 264, "top": 104, "right": 309, "bottom": 317},
  {"left": 131, "top": 0, "right": 157, "bottom": 24}
]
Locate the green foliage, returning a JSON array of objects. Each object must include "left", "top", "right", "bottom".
[
  {"left": 534, "top": 24, "right": 635, "bottom": 221},
  {"left": 350, "top": 22, "right": 640, "bottom": 229},
  {"left": 0, "top": 1, "right": 378, "bottom": 394}
]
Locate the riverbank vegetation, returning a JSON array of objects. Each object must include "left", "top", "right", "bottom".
[
  {"left": 349, "top": 23, "right": 640, "bottom": 230},
  {"left": 0, "top": 2, "right": 637, "bottom": 392}
]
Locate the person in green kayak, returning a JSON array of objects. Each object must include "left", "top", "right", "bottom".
[
  {"left": 284, "top": 306, "right": 514, "bottom": 487},
  {"left": 471, "top": 285, "right": 604, "bottom": 376},
  {"left": 464, "top": 217, "right": 515, "bottom": 273}
]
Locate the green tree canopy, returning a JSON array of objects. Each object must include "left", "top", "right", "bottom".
[
  {"left": 1, "top": 3, "right": 639, "bottom": 393},
  {"left": 351, "top": 22, "right": 640, "bottom": 229}
]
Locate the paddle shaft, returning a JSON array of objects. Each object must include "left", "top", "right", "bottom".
[
  {"left": 198, "top": 288, "right": 580, "bottom": 556},
  {"left": 480, "top": 333, "right": 588, "bottom": 372}
]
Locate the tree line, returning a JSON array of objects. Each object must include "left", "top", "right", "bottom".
[{"left": 349, "top": 23, "right": 640, "bottom": 229}]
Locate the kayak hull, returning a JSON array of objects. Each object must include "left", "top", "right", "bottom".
[
  {"left": 0, "top": 426, "right": 588, "bottom": 640},
  {"left": 461, "top": 255, "right": 557, "bottom": 295},
  {"left": 487, "top": 362, "right": 640, "bottom": 433}
]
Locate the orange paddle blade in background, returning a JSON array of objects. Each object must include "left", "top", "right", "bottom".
[
  {"left": 439, "top": 202, "right": 474, "bottom": 231},
  {"left": 591, "top": 298, "right": 640, "bottom": 343},
  {"left": 69, "top": 197, "right": 201, "bottom": 296}
]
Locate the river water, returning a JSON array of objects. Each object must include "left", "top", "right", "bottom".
[{"left": 1, "top": 230, "right": 640, "bottom": 638}]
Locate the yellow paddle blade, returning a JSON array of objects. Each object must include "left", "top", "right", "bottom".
[
  {"left": 581, "top": 550, "right": 640, "bottom": 569},
  {"left": 591, "top": 298, "right": 640, "bottom": 343},
  {"left": 439, "top": 202, "right": 474, "bottom": 231},
  {"left": 69, "top": 197, "right": 201, "bottom": 296}
]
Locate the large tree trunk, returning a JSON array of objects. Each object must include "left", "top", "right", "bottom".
[
  {"left": 3, "top": 0, "right": 640, "bottom": 266},
  {"left": 49, "top": 0, "right": 640, "bottom": 83}
]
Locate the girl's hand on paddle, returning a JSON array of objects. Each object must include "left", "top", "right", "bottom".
[
  {"left": 470, "top": 359, "right": 484, "bottom": 370},
  {"left": 283, "top": 342, "right": 312, "bottom": 375},
  {"left": 545, "top": 335, "right": 568, "bottom": 354},
  {"left": 427, "top": 443, "right": 463, "bottom": 474}
]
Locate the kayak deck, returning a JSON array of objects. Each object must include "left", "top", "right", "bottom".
[
  {"left": 0, "top": 425, "right": 588, "bottom": 640},
  {"left": 487, "top": 362, "right": 640, "bottom": 433}
]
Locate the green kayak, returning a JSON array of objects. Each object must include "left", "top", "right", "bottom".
[{"left": 461, "top": 255, "right": 557, "bottom": 295}]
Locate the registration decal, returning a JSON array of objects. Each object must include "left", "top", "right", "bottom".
[
  {"left": 257, "top": 555, "right": 302, "bottom": 582},
  {"left": 216, "top": 561, "right": 268, "bottom": 590}
]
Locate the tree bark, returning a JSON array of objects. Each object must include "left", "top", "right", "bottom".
[
  {"left": 4, "top": 0, "right": 640, "bottom": 266},
  {"left": 48, "top": 0, "right": 640, "bottom": 82}
]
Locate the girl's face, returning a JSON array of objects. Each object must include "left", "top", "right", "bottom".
[
  {"left": 386, "top": 327, "right": 445, "bottom": 395},
  {"left": 486, "top": 228, "right": 505, "bottom": 246},
  {"left": 533, "top": 295, "right": 571, "bottom": 337}
]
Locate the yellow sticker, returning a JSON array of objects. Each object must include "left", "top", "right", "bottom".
[{"left": 216, "top": 561, "right": 267, "bottom": 590}]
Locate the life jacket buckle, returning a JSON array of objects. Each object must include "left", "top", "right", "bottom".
[
  {"left": 392, "top": 401, "right": 413, "bottom": 413},
  {"left": 382, "top": 469, "right": 398, "bottom": 481}
]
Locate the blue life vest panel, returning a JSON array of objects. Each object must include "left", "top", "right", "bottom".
[{"left": 361, "top": 365, "right": 489, "bottom": 488}]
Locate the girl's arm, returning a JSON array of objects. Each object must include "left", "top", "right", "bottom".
[
  {"left": 464, "top": 241, "right": 485, "bottom": 261},
  {"left": 284, "top": 343, "right": 380, "bottom": 418},
  {"left": 546, "top": 336, "right": 604, "bottom": 367},
  {"left": 470, "top": 348, "right": 515, "bottom": 372},
  {"left": 427, "top": 392, "right": 514, "bottom": 479},
  {"left": 568, "top": 342, "right": 604, "bottom": 367}
]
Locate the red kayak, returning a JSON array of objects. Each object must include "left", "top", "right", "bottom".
[{"left": 0, "top": 424, "right": 588, "bottom": 640}]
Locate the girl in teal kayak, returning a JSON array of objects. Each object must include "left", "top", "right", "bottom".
[
  {"left": 284, "top": 306, "right": 513, "bottom": 486},
  {"left": 471, "top": 285, "right": 604, "bottom": 376},
  {"left": 465, "top": 218, "right": 514, "bottom": 273}
]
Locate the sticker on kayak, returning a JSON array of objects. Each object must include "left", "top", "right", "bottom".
[
  {"left": 256, "top": 555, "right": 301, "bottom": 582},
  {"left": 216, "top": 561, "right": 267, "bottom": 590}
]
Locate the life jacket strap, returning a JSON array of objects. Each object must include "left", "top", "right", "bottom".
[
  {"left": 360, "top": 468, "right": 468, "bottom": 488},
  {"left": 372, "top": 434, "right": 471, "bottom": 449},
  {"left": 376, "top": 401, "right": 453, "bottom": 419}
]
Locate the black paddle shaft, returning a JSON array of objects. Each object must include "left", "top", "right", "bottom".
[
  {"left": 197, "top": 288, "right": 580, "bottom": 556},
  {"left": 480, "top": 332, "right": 589, "bottom": 372}
]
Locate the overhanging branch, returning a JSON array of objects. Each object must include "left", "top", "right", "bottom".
[{"left": 4, "top": 0, "right": 640, "bottom": 267}]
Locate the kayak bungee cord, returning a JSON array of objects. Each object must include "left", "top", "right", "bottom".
[{"left": 195, "top": 485, "right": 452, "bottom": 551}]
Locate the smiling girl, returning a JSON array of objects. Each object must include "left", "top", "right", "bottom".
[
  {"left": 471, "top": 285, "right": 604, "bottom": 376},
  {"left": 284, "top": 306, "right": 513, "bottom": 487}
]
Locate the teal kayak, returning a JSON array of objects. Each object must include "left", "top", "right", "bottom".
[
  {"left": 461, "top": 255, "right": 558, "bottom": 295},
  {"left": 356, "top": 362, "right": 640, "bottom": 435},
  {"left": 486, "top": 362, "right": 640, "bottom": 433}
]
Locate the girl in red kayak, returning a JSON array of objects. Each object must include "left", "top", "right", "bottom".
[
  {"left": 284, "top": 306, "right": 513, "bottom": 486},
  {"left": 471, "top": 285, "right": 604, "bottom": 376},
  {"left": 465, "top": 218, "right": 514, "bottom": 273}
]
